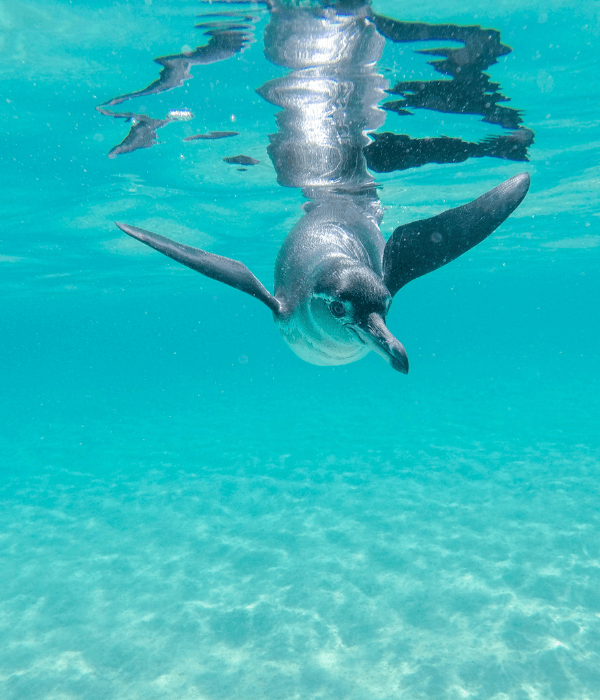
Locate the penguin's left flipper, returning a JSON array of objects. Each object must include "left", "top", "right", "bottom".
[
  {"left": 115, "top": 222, "right": 282, "bottom": 314},
  {"left": 383, "top": 172, "right": 530, "bottom": 297}
]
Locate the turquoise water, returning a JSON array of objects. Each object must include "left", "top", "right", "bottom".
[{"left": 1, "top": 1, "right": 600, "bottom": 698}]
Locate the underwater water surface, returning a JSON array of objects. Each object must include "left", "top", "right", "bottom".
[{"left": 1, "top": 0, "right": 600, "bottom": 698}]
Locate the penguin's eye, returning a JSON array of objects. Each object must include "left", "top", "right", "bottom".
[{"left": 329, "top": 301, "right": 346, "bottom": 318}]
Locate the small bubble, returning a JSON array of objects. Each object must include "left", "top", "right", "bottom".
[
  {"left": 431, "top": 232, "right": 442, "bottom": 243},
  {"left": 238, "top": 355, "right": 248, "bottom": 364},
  {"left": 168, "top": 109, "right": 193, "bottom": 121}
]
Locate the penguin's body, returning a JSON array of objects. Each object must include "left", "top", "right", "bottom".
[{"left": 116, "top": 171, "right": 530, "bottom": 374}]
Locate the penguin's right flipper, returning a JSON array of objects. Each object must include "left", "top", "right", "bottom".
[
  {"left": 115, "top": 222, "right": 283, "bottom": 315},
  {"left": 383, "top": 172, "right": 530, "bottom": 297}
]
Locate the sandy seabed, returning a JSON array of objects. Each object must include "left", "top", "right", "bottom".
[{"left": 2, "top": 440, "right": 599, "bottom": 700}]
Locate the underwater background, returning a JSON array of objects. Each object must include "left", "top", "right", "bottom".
[{"left": 1, "top": 0, "right": 599, "bottom": 698}]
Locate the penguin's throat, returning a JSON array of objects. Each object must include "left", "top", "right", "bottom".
[{"left": 275, "top": 301, "right": 369, "bottom": 366}]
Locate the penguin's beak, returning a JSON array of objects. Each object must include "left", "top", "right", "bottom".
[{"left": 354, "top": 312, "right": 409, "bottom": 374}]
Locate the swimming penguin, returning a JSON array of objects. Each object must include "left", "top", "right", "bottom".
[
  {"left": 113, "top": 1, "right": 531, "bottom": 373},
  {"left": 115, "top": 170, "right": 530, "bottom": 374}
]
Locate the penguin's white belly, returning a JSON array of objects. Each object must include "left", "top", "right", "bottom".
[
  {"left": 284, "top": 336, "right": 370, "bottom": 366},
  {"left": 276, "top": 302, "right": 370, "bottom": 366}
]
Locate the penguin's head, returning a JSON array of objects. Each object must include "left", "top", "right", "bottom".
[{"left": 312, "top": 262, "right": 409, "bottom": 373}]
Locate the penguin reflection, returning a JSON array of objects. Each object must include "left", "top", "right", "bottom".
[
  {"left": 116, "top": 1, "right": 529, "bottom": 373},
  {"left": 255, "top": 2, "right": 406, "bottom": 369}
]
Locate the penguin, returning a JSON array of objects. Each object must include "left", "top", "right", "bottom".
[{"left": 116, "top": 170, "right": 530, "bottom": 373}]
